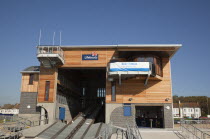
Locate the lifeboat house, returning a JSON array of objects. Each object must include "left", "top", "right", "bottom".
[{"left": 19, "top": 44, "right": 181, "bottom": 128}]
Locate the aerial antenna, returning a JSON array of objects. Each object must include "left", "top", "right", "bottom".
[
  {"left": 38, "top": 29, "right": 42, "bottom": 46},
  {"left": 59, "top": 31, "right": 62, "bottom": 46},
  {"left": 53, "top": 32, "right": 56, "bottom": 45}
]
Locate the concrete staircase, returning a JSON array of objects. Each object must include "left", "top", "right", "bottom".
[
  {"left": 36, "top": 122, "right": 66, "bottom": 139},
  {"left": 55, "top": 116, "right": 84, "bottom": 139},
  {"left": 83, "top": 123, "right": 102, "bottom": 139}
]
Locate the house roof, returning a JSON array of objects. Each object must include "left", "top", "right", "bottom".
[
  {"left": 21, "top": 66, "right": 40, "bottom": 73},
  {"left": 173, "top": 103, "right": 200, "bottom": 108},
  {"left": 1, "top": 104, "right": 20, "bottom": 109},
  {"left": 173, "top": 103, "right": 179, "bottom": 108}
]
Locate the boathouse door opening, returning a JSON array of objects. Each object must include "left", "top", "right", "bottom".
[
  {"left": 135, "top": 106, "right": 164, "bottom": 128},
  {"left": 57, "top": 68, "right": 106, "bottom": 123}
]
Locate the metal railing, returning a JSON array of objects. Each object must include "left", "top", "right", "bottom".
[
  {"left": 0, "top": 115, "right": 48, "bottom": 138},
  {"left": 95, "top": 122, "right": 142, "bottom": 139},
  {"left": 182, "top": 120, "right": 210, "bottom": 129},
  {"left": 180, "top": 120, "right": 210, "bottom": 139},
  {"left": 37, "top": 46, "right": 64, "bottom": 60},
  {"left": 95, "top": 122, "right": 113, "bottom": 139},
  {"left": 0, "top": 115, "right": 19, "bottom": 123}
]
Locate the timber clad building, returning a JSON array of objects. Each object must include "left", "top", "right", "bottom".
[{"left": 19, "top": 44, "right": 181, "bottom": 128}]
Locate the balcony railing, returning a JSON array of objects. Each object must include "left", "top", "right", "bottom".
[{"left": 37, "top": 46, "right": 64, "bottom": 60}]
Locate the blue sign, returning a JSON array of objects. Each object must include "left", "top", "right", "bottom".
[{"left": 82, "top": 52, "right": 98, "bottom": 60}]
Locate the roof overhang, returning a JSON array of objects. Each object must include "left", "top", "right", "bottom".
[
  {"left": 37, "top": 44, "right": 182, "bottom": 58},
  {"left": 20, "top": 71, "right": 40, "bottom": 74}
]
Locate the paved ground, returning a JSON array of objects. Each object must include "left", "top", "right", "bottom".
[{"left": 140, "top": 130, "right": 180, "bottom": 139}]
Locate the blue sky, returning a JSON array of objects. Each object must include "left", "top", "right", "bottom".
[{"left": 0, "top": 0, "right": 210, "bottom": 105}]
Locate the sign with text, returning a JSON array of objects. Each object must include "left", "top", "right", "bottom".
[
  {"left": 110, "top": 62, "right": 150, "bottom": 71},
  {"left": 82, "top": 52, "right": 98, "bottom": 60}
]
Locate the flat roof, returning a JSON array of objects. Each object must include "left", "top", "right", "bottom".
[
  {"left": 37, "top": 44, "right": 182, "bottom": 58},
  {"left": 37, "top": 44, "right": 182, "bottom": 48}
]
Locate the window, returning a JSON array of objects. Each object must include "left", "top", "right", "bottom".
[
  {"left": 146, "top": 57, "right": 154, "bottom": 63},
  {"left": 135, "top": 56, "right": 162, "bottom": 76},
  {"left": 111, "top": 81, "right": 116, "bottom": 101},
  {"left": 136, "top": 57, "right": 145, "bottom": 62},
  {"left": 45, "top": 81, "right": 50, "bottom": 101},
  {"left": 155, "top": 57, "right": 162, "bottom": 76},
  {"left": 29, "top": 74, "right": 34, "bottom": 85}
]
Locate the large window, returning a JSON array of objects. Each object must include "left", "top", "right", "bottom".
[
  {"left": 45, "top": 81, "right": 50, "bottom": 101},
  {"left": 134, "top": 56, "right": 162, "bottom": 76},
  {"left": 29, "top": 74, "right": 34, "bottom": 85},
  {"left": 111, "top": 81, "right": 116, "bottom": 101},
  {"left": 155, "top": 57, "right": 162, "bottom": 76}
]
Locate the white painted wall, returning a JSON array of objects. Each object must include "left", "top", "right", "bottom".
[{"left": 173, "top": 107, "right": 201, "bottom": 118}]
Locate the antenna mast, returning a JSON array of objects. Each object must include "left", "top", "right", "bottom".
[
  {"left": 60, "top": 31, "right": 62, "bottom": 46},
  {"left": 38, "top": 29, "right": 42, "bottom": 46},
  {"left": 53, "top": 32, "right": 56, "bottom": 45}
]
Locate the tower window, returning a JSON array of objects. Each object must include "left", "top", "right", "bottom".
[{"left": 29, "top": 74, "right": 34, "bottom": 85}]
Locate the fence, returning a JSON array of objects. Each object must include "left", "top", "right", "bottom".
[
  {"left": 37, "top": 46, "right": 64, "bottom": 60},
  {"left": 0, "top": 115, "right": 18, "bottom": 123},
  {"left": 0, "top": 115, "right": 48, "bottom": 138},
  {"left": 180, "top": 120, "right": 210, "bottom": 139}
]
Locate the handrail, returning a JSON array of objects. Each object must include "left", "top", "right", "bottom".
[
  {"left": 0, "top": 114, "right": 49, "bottom": 138},
  {"left": 180, "top": 121, "right": 210, "bottom": 139},
  {"left": 95, "top": 122, "right": 142, "bottom": 139},
  {"left": 37, "top": 46, "right": 64, "bottom": 60}
]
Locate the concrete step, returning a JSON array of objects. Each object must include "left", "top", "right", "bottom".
[
  {"left": 37, "top": 122, "right": 66, "bottom": 139},
  {"left": 55, "top": 117, "right": 84, "bottom": 139},
  {"left": 22, "top": 123, "right": 53, "bottom": 138},
  {"left": 84, "top": 123, "right": 101, "bottom": 139},
  {"left": 72, "top": 119, "right": 93, "bottom": 139}
]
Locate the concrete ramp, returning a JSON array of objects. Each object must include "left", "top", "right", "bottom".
[{"left": 36, "top": 122, "right": 66, "bottom": 139}]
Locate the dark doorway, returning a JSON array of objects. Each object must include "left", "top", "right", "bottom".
[
  {"left": 57, "top": 68, "right": 106, "bottom": 123},
  {"left": 135, "top": 106, "right": 164, "bottom": 128}
]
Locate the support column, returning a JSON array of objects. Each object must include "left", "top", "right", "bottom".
[{"left": 40, "top": 107, "right": 45, "bottom": 125}]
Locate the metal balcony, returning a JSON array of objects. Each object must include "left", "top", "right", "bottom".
[{"left": 37, "top": 46, "right": 65, "bottom": 68}]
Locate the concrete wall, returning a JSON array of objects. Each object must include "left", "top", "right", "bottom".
[
  {"left": 55, "top": 102, "right": 72, "bottom": 123},
  {"left": 55, "top": 93, "right": 82, "bottom": 123},
  {"left": 19, "top": 92, "right": 40, "bottom": 114},
  {"left": 37, "top": 102, "right": 56, "bottom": 124},
  {"left": 163, "top": 103, "right": 174, "bottom": 128},
  {"left": 106, "top": 103, "right": 135, "bottom": 128}
]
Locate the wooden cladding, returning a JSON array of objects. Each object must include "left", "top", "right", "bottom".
[
  {"left": 35, "top": 48, "right": 172, "bottom": 104},
  {"left": 61, "top": 49, "right": 116, "bottom": 67},
  {"left": 106, "top": 57, "right": 172, "bottom": 104},
  {"left": 38, "top": 67, "right": 57, "bottom": 103},
  {"left": 21, "top": 73, "right": 39, "bottom": 92}
]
